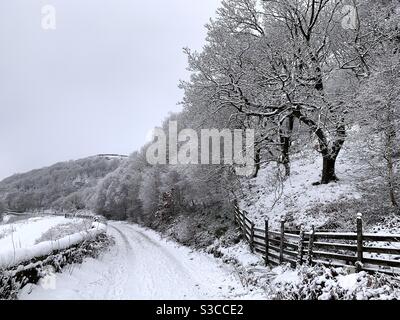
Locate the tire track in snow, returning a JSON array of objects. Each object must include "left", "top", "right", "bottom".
[
  {"left": 108, "top": 225, "right": 133, "bottom": 252},
  {"left": 124, "top": 224, "right": 194, "bottom": 272},
  {"left": 20, "top": 221, "right": 251, "bottom": 300},
  {"left": 101, "top": 225, "right": 131, "bottom": 299},
  {"left": 116, "top": 223, "right": 200, "bottom": 298}
]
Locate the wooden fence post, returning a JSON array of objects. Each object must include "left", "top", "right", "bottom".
[
  {"left": 234, "top": 208, "right": 238, "bottom": 225},
  {"left": 233, "top": 199, "right": 238, "bottom": 210},
  {"left": 242, "top": 211, "right": 246, "bottom": 240},
  {"left": 356, "top": 213, "right": 363, "bottom": 272},
  {"left": 307, "top": 225, "right": 315, "bottom": 265},
  {"left": 297, "top": 224, "right": 305, "bottom": 265},
  {"left": 233, "top": 200, "right": 238, "bottom": 225},
  {"left": 279, "top": 218, "right": 285, "bottom": 264},
  {"left": 250, "top": 222, "right": 255, "bottom": 253},
  {"left": 264, "top": 219, "right": 269, "bottom": 266}
]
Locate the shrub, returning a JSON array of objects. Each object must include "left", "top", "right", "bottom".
[{"left": 270, "top": 264, "right": 400, "bottom": 300}]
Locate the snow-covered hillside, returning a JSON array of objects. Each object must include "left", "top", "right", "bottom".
[
  {"left": 239, "top": 130, "right": 397, "bottom": 232},
  {"left": 0, "top": 155, "right": 123, "bottom": 213}
]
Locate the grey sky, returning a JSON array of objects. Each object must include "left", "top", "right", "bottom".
[{"left": 0, "top": 0, "right": 221, "bottom": 180}]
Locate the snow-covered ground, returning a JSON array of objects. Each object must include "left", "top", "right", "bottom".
[
  {"left": 206, "top": 238, "right": 400, "bottom": 300},
  {"left": 0, "top": 215, "right": 102, "bottom": 269},
  {"left": 0, "top": 216, "right": 82, "bottom": 255},
  {"left": 267, "top": 264, "right": 400, "bottom": 300},
  {"left": 239, "top": 141, "right": 364, "bottom": 230},
  {"left": 19, "top": 221, "right": 264, "bottom": 300}
]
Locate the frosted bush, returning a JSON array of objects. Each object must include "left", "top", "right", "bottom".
[{"left": 270, "top": 264, "right": 400, "bottom": 300}]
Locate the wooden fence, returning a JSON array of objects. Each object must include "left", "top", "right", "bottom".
[
  {"left": 234, "top": 205, "right": 400, "bottom": 275},
  {"left": 58, "top": 212, "right": 107, "bottom": 225}
]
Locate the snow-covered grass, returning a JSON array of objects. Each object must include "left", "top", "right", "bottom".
[
  {"left": 0, "top": 215, "right": 101, "bottom": 266},
  {"left": 0, "top": 220, "right": 107, "bottom": 269},
  {"left": 267, "top": 264, "right": 400, "bottom": 300},
  {"left": 34, "top": 220, "right": 94, "bottom": 244},
  {"left": 206, "top": 236, "right": 400, "bottom": 300},
  {"left": 0, "top": 216, "right": 69, "bottom": 254},
  {"left": 239, "top": 133, "right": 380, "bottom": 231}
]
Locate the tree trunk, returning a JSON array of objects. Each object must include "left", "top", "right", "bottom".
[
  {"left": 252, "top": 147, "right": 261, "bottom": 178},
  {"left": 388, "top": 167, "right": 398, "bottom": 208},
  {"left": 280, "top": 135, "right": 291, "bottom": 177},
  {"left": 280, "top": 115, "right": 294, "bottom": 177},
  {"left": 293, "top": 110, "right": 345, "bottom": 185},
  {"left": 386, "top": 147, "right": 398, "bottom": 208},
  {"left": 385, "top": 110, "right": 398, "bottom": 208},
  {"left": 321, "top": 155, "right": 338, "bottom": 184}
]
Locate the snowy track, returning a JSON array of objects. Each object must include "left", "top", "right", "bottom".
[{"left": 19, "top": 222, "right": 253, "bottom": 300}]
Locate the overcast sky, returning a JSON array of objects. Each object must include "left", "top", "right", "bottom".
[{"left": 0, "top": 0, "right": 221, "bottom": 180}]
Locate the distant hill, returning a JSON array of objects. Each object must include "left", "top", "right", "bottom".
[{"left": 0, "top": 155, "right": 126, "bottom": 212}]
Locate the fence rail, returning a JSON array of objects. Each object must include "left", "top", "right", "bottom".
[
  {"left": 61, "top": 213, "right": 107, "bottom": 224},
  {"left": 234, "top": 206, "right": 400, "bottom": 275}
]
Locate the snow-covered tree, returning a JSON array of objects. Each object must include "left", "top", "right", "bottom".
[
  {"left": 0, "top": 200, "right": 5, "bottom": 220},
  {"left": 181, "top": 0, "right": 391, "bottom": 184},
  {"left": 139, "top": 166, "right": 163, "bottom": 219},
  {"left": 357, "top": 55, "right": 400, "bottom": 208}
]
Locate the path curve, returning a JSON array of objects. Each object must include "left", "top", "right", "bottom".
[{"left": 19, "top": 222, "right": 249, "bottom": 300}]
